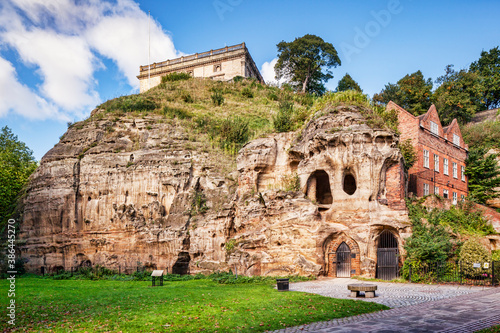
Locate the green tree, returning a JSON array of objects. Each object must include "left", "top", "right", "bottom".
[
  {"left": 433, "top": 65, "right": 483, "bottom": 124},
  {"left": 335, "top": 73, "right": 362, "bottom": 92},
  {"left": 274, "top": 34, "right": 341, "bottom": 95},
  {"left": 0, "top": 126, "right": 37, "bottom": 228},
  {"left": 465, "top": 147, "right": 500, "bottom": 205},
  {"left": 469, "top": 46, "right": 500, "bottom": 110},
  {"left": 373, "top": 70, "right": 433, "bottom": 115}
]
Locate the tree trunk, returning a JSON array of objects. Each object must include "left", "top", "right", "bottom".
[{"left": 302, "top": 75, "right": 309, "bottom": 93}]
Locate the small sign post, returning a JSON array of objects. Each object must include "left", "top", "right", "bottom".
[{"left": 151, "top": 270, "right": 164, "bottom": 287}]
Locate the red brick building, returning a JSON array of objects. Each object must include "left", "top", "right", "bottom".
[{"left": 388, "top": 101, "right": 468, "bottom": 202}]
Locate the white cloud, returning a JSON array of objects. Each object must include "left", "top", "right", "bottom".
[
  {"left": 0, "top": 0, "right": 179, "bottom": 120},
  {"left": 0, "top": 56, "right": 65, "bottom": 120},
  {"left": 261, "top": 58, "right": 287, "bottom": 86}
]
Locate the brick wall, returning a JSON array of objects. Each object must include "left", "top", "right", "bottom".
[
  {"left": 386, "top": 160, "right": 406, "bottom": 210},
  {"left": 325, "top": 235, "right": 360, "bottom": 277},
  {"left": 391, "top": 102, "right": 469, "bottom": 200}
]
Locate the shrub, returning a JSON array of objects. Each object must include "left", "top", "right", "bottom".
[
  {"left": 161, "top": 72, "right": 191, "bottom": 82},
  {"left": 399, "top": 139, "right": 418, "bottom": 170},
  {"left": 273, "top": 99, "right": 295, "bottom": 132},
  {"left": 163, "top": 106, "right": 192, "bottom": 119},
  {"left": 211, "top": 89, "right": 224, "bottom": 106},
  {"left": 218, "top": 117, "right": 250, "bottom": 149},
  {"left": 101, "top": 95, "right": 157, "bottom": 113},
  {"left": 404, "top": 201, "right": 454, "bottom": 262},
  {"left": 241, "top": 87, "right": 254, "bottom": 98},
  {"left": 458, "top": 239, "right": 491, "bottom": 278},
  {"left": 180, "top": 91, "right": 194, "bottom": 103},
  {"left": 267, "top": 91, "right": 279, "bottom": 101},
  {"left": 280, "top": 173, "right": 301, "bottom": 192},
  {"left": 232, "top": 76, "right": 244, "bottom": 83}
]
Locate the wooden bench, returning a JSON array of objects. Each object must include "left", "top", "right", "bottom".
[{"left": 347, "top": 283, "right": 377, "bottom": 298}]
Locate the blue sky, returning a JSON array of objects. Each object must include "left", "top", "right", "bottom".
[{"left": 1, "top": 0, "right": 499, "bottom": 161}]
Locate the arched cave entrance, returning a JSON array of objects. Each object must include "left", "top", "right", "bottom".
[
  {"left": 172, "top": 252, "right": 191, "bottom": 275},
  {"left": 307, "top": 170, "right": 332, "bottom": 210},
  {"left": 336, "top": 242, "right": 351, "bottom": 278},
  {"left": 376, "top": 230, "right": 399, "bottom": 280},
  {"left": 325, "top": 235, "right": 360, "bottom": 277}
]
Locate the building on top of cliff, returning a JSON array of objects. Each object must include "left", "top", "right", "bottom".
[
  {"left": 388, "top": 101, "right": 469, "bottom": 202},
  {"left": 137, "top": 42, "right": 264, "bottom": 92}
]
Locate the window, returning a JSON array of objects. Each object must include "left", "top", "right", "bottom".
[
  {"left": 434, "top": 186, "right": 439, "bottom": 195},
  {"left": 430, "top": 121, "right": 438, "bottom": 135},
  {"left": 443, "top": 189, "right": 449, "bottom": 199},
  {"left": 461, "top": 166, "right": 465, "bottom": 182},
  {"left": 434, "top": 154, "right": 439, "bottom": 172},
  {"left": 453, "top": 134, "right": 460, "bottom": 147},
  {"left": 443, "top": 158, "right": 449, "bottom": 175},
  {"left": 423, "top": 183, "right": 430, "bottom": 196},
  {"left": 213, "top": 64, "right": 222, "bottom": 72},
  {"left": 453, "top": 192, "right": 457, "bottom": 204},
  {"left": 423, "top": 149, "right": 429, "bottom": 168},
  {"left": 453, "top": 162, "right": 458, "bottom": 178},
  {"left": 461, "top": 194, "right": 465, "bottom": 202}
]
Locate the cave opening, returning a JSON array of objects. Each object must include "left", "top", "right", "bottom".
[
  {"left": 343, "top": 173, "right": 357, "bottom": 195},
  {"left": 307, "top": 170, "right": 332, "bottom": 209},
  {"left": 172, "top": 252, "right": 191, "bottom": 275}
]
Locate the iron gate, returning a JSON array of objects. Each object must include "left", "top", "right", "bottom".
[
  {"left": 336, "top": 242, "right": 351, "bottom": 278},
  {"left": 377, "top": 231, "right": 399, "bottom": 280}
]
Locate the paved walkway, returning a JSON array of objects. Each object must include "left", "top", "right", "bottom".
[{"left": 271, "top": 278, "right": 500, "bottom": 333}]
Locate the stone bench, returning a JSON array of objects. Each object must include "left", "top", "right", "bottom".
[{"left": 347, "top": 283, "right": 377, "bottom": 298}]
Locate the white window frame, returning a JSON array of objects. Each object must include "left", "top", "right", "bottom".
[
  {"left": 430, "top": 121, "right": 438, "bottom": 135},
  {"left": 453, "top": 162, "right": 458, "bottom": 178},
  {"left": 453, "top": 134, "right": 460, "bottom": 147},
  {"left": 443, "top": 158, "right": 449, "bottom": 175},
  {"left": 453, "top": 192, "right": 457, "bottom": 204},
  {"left": 434, "top": 154, "right": 439, "bottom": 172},
  {"left": 434, "top": 186, "right": 439, "bottom": 195},
  {"left": 423, "top": 183, "right": 429, "bottom": 196},
  {"left": 461, "top": 166, "right": 465, "bottom": 182},
  {"left": 423, "top": 149, "right": 429, "bottom": 168},
  {"left": 443, "top": 189, "right": 449, "bottom": 199},
  {"left": 461, "top": 194, "right": 465, "bottom": 202}
]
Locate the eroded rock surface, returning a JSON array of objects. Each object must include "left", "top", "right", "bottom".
[{"left": 20, "top": 105, "right": 412, "bottom": 277}]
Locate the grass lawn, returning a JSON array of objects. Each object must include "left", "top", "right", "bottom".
[{"left": 1, "top": 276, "right": 388, "bottom": 332}]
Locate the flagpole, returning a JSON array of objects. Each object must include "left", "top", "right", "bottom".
[{"left": 148, "top": 10, "right": 151, "bottom": 91}]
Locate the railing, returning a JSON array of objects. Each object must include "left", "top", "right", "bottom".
[
  {"left": 403, "top": 260, "right": 499, "bottom": 286},
  {"left": 140, "top": 43, "right": 246, "bottom": 72}
]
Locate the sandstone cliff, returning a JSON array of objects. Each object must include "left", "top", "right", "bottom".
[{"left": 19, "top": 81, "right": 412, "bottom": 277}]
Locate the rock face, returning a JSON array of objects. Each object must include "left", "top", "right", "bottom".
[{"left": 20, "top": 105, "right": 411, "bottom": 278}]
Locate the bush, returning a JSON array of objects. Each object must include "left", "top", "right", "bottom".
[
  {"left": 101, "top": 95, "right": 157, "bottom": 113},
  {"left": 211, "top": 89, "right": 224, "bottom": 106},
  {"left": 163, "top": 106, "right": 192, "bottom": 119},
  {"left": 399, "top": 139, "right": 418, "bottom": 170},
  {"left": 404, "top": 200, "right": 455, "bottom": 262},
  {"left": 180, "top": 91, "right": 194, "bottom": 103},
  {"left": 218, "top": 117, "right": 250, "bottom": 149},
  {"left": 241, "top": 87, "right": 254, "bottom": 98},
  {"left": 458, "top": 239, "right": 491, "bottom": 278},
  {"left": 232, "top": 76, "right": 244, "bottom": 83},
  {"left": 280, "top": 173, "right": 301, "bottom": 192},
  {"left": 161, "top": 72, "right": 191, "bottom": 82},
  {"left": 273, "top": 99, "right": 295, "bottom": 132}
]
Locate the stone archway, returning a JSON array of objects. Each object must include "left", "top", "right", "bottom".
[{"left": 325, "top": 234, "right": 360, "bottom": 277}]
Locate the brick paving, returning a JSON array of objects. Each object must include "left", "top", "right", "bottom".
[{"left": 270, "top": 278, "right": 500, "bottom": 333}]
